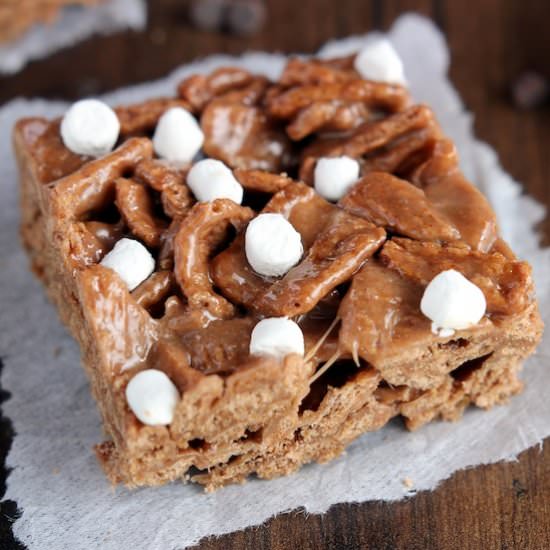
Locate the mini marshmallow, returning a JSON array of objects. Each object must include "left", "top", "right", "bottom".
[
  {"left": 100, "top": 238, "right": 155, "bottom": 291},
  {"left": 245, "top": 213, "right": 303, "bottom": 277},
  {"left": 187, "top": 158, "right": 243, "bottom": 204},
  {"left": 249, "top": 317, "right": 305, "bottom": 359},
  {"left": 60, "top": 99, "right": 120, "bottom": 157},
  {"left": 420, "top": 269, "right": 487, "bottom": 336},
  {"left": 353, "top": 38, "right": 407, "bottom": 85},
  {"left": 314, "top": 156, "right": 360, "bottom": 201},
  {"left": 153, "top": 107, "right": 204, "bottom": 163},
  {"left": 125, "top": 369, "right": 180, "bottom": 426}
]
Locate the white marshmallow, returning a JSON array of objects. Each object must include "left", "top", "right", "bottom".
[
  {"left": 249, "top": 317, "right": 305, "bottom": 359},
  {"left": 245, "top": 213, "right": 303, "bottom": 277},
  {"left": 153, "top": 107, "right": 204, "bottom": 163},
  {"left": 125, "top": 369, "right": 180, "bottom": 426},
  {"left": 187, "top": 158, "right": 243, "bottom": 204},
  {"left": 314, "top": 156, "right": 360, "bottom": 201},
  {"left": 420, "top": 269, "right": 487, "bottom": 336},
  {"left": 353, "top": 38, "right": 407, "bottom": 85},
  {"left": 100, "top": 238, "right": 155, "bottom": 291},
  {"left": 60, "top": 99, "right": 120, "bottom": 157}
]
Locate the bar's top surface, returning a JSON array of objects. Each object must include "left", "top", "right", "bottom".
[{"left": 15, "top": 51, "right": 536, "bottom": 390}]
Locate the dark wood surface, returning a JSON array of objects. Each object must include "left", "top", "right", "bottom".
[{"left": 1, "top": 1, "right": 549, "bottom": 548}]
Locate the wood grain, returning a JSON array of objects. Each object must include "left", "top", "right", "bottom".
[{"left": 1, "top": 1, "right": 549, "bottom": 548}]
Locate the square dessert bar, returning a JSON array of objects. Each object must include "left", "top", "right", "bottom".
[{"left": 15, "top": 46, "right": 542, "bottom": 490}]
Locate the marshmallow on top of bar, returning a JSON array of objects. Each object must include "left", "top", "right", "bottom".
[
  {"left": 353, "top": 38, "right": 407, "bottom": 85},
  {"left": 126, "top": 369, "right": 180, "bottom": 426},
  {"left": 153, "top": 106, "right": 204, "bottom": 163},
  {"left": 421, "top": 269, "right": 487, "bottom": 337},
  {"left": 245, "top": 213, "right": 303, "bottom": 277},
  {"left": 187, "top": 158, "right": 244, "bottom": 204},
  {"left": 314, "top": 156, "right": 360, "bottom": 201},
  {"left": 100, "top": 238, "right": 155, "bottom": 291},
  {"left": 249, "top": 318, "right": 305, "bottom": 359},
  {"left": 61, "top": 99, "right": 120, "bottom": 157}
]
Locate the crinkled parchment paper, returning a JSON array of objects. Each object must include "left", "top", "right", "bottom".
[{"left": 0, "top": 14, "right": 548, "bottom": 550}]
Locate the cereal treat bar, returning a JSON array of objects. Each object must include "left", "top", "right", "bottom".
[
  {"left": 0, "top": 0, "right": 104, "bottom": 44},
  {"left": 15, "top": 39, "right": 542, "bottom": 490}
]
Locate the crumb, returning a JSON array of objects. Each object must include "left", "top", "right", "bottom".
[
  {"left": 402, "top": 477, "right": 414, "bottom": 489},
  {"left": 53, "top": 346, "right": 62, "bottom": 358},
  {"left": 52, "top": 467, "right": 60, "bottom": 475}
]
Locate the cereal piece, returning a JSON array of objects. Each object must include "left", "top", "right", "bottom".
[
  {"left": 380, "top": 238, "right": 533, "bottom": 316},
  {"left": 414, "top": 140, "right": 498, "bottom": 253},
  {"left": 177, "top": 67, "right": 255, "bottom": 112},
  {"left": 180, "top": 318, "right": 255, "bottom": 374},
  {"left": 134, "top": 159, "right": 193, "bottom": 219},
  {"left": 115, "top": 178, "right": 168, "bottom": 248},
  {"left": 266, "top": 79, "right": 408, "bottom": 119},
  {"left": 115, "top": 98, "right": 192, "bottom": 136},
  {"left": 279, "top": 57, "right": 356, "bottom": 87},
  {"left": 338, "top": 261, "right": 430, "bottom": 364},
  {"left": 51, "top": 137, "right": 154, "bottom": 219},
  {"left": 253, "top": 209, "right": 386, "bottom": 317},
  {"left": 201, "top": 100, "right": 292, "bottom": 172},
  {"left": 211, "top": 182, "right": 334, "bottom": 309},
  {"left": 233, "top": 169, "right": 293, "bottom": 193},
  {"left": 286, "top": 100, "right": 370, "bottom": 140},
  {"left": 174, "top": 199, "right": 254, "bottom": 318},
  {"left": 339, "top": 172, "right": 460, "bottom": 242},
  {"left": 132, "top": 270, "right": 175, "bottom": 311}
]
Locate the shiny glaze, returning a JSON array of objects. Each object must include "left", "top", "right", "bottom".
[
  {"left": 415, "top": 139, "right": 498, "bottom": 252},
  {"left": 201, "top": 99, "right": 292, "bottom": 173},
  {"left": 340, "top": 171, "right": 461, "bottom": 242},
  {"left": 253, "top": 209, "right": 385, "bottom": 317},
  {"left": 19, "top": 118, "right": 88, "bottom": 183},
  {"left": 380, "top": 238, "right": 533, "bottom": 316},
  {"left": 173, "top": 199, "right": 254, "bottom": 319},
  {"left": 19, "top": 54, "right": 534, "bottom": 381},
  {"left": 338, "top": 261, "right": 431, "bottom": 363},
  {"left": 211, "top": 182, "right": 335, "bottom": 309},
  {"left": 79, "top": 266, "right": 158, "bottom": 374},
  {"left": 115, "top": 177, "right": 168, "bottom": 248}
]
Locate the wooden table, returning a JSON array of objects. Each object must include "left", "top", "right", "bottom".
[{"left": 1, "top": 1, "right": 549, "bottom": 548}]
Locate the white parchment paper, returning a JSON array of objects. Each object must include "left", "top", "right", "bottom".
[
  {"left": 1, "top": 14, "right": 549, "bottom": 550},
  {"left": 0, "top": 0, "right": 146, "bottom": 74}
]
